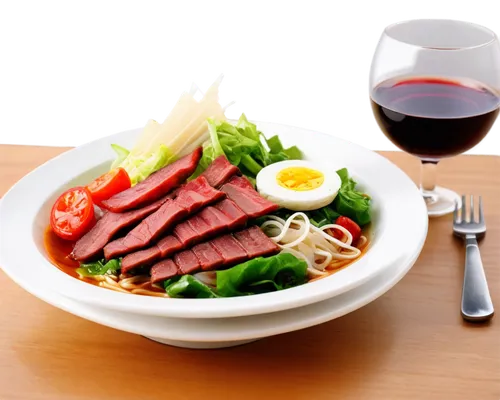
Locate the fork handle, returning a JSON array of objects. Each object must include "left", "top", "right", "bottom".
[{"left": 461, "top": 235, "right": 494, "bottom": 322}]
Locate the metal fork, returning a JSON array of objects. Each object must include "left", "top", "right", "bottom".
[{"left": 453, "top": 195, "right": 494, "bottom": 322}]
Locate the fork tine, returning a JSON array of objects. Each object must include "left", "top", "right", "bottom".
[
  {"left": 453, "top": 200, "right": 459, "bottom": 223},
  {"left": 461, "top": 195, "right": 467, "bottom": 222},
  {"left": 469, "top": 195, "right": 475, "bottom": 223},
  {"left": 479, "top": 196, "right": 484, "bottom": 223}
]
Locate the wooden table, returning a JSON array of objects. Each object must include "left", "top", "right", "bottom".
[{"left": 0, "top": 145, "right": 499, "bottom": 400}]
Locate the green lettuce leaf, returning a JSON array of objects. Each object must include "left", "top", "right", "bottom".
[
  {"left": 283, "top": 145, "right": 303, "bottom": 160},
  {"left": 110, "top": 144, "right": 130, "bottom": 169},
  {"left": 77, "top": 259, "right": 121, "bottom": 277},
  {"left": 266, "top": 135, "right": 284, "bottom": 153},
  {"left": 111, "top": 144, "right": 171, "bottom": 185},
  {"left": 191, "top": 113, "right": 303, "bottom": 181},
  {"left": 333, "top": 168, "right": 371, "bottom": 226},
  {"left": 190, "top": 118, "right": 226, "bottom": 179},
  {"left": 207, "top": 117, "right": 224, "bottom": 157},
  {"left": 216, "top": 253, "right": 308, "bottom": 297},
  {"left": 163, "top": 254, "right": 308, "bottom": 298},
  {"left": 236, "top": 114, "right": 261, "bottom": 141},
  {"left": 164, "top": 275, "right": 219, "bottom": 298}
]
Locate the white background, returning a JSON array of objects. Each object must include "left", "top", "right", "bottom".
[{"left": 6, "top": 16, "right": 500, "bottom": 148}]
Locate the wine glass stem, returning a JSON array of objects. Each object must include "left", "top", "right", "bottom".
[{"left": 420, "top": 160, "right": 439, "bottom": 203}]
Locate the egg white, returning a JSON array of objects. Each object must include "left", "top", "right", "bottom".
[{"left": 256, "top": 160, "right": 342, "bottom": 211}]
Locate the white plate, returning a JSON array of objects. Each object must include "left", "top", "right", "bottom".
[
  {"left": 0, "top": 122, "right": 428, "bottom": 318},
  {"left": 19, "top": 233, "right": 420, "bottom": 349}
]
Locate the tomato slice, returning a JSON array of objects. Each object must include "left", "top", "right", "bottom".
[
  {"left": 87, "top": 168, "right": 131, "bottom": 207},
  {"left": 326, "top": 228, "right": 343, "bottom": 241},
  {"left": 335, "top": 216, "right": 362, "bottom": 242},
  {"left": 50, "top": 187, "right": 96, "bottom": 241}
]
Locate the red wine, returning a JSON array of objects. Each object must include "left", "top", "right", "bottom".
[{"left": 370, "top": 77, "right": 500, "bottom": 159}]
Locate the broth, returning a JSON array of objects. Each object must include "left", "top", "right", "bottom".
[{"left": 44, "top": 226, "right": 80, "bottom": 278}]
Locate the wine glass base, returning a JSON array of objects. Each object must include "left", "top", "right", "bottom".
[{"left": 422, "top": 186, "right": 461, "bottom": 217}]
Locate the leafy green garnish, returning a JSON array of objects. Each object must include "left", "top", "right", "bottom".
[
  {"left": 77, "top": 259, "right": 121, "bottom": 277},
  {"left": 308, "top": 207, "right": 342, "bottom": 227},
  {"left": 216, "top": 253, "right": 308, "bottom": 297},
  {"left": 164, "top": 275, "right": 219, "bottom": 298},
  {"left": 110, "top": 143, "right": 172, "bottom": 186},
  {"left": 162, "top": 254, "right": 307, "bottom": 298},
  {"left": 241, "top": 154, "right": 263, "bottom": 176},
  {"left": 283, "top": 145, "right": 303, "bottom": 160},
  {"left": 192, "top": 114, "right": 303, "bottom": 181},
  {"left": 334, "top": 168, "right": 371, "bottom": 226},
  {"left": 266, "top": 135, "right": 284, "bottom": 153},
  {"left": 110, "top": 144, "right": 130, "bottom": 167}
]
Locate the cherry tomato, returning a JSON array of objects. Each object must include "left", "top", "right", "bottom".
[
  {"left": 50, "top": 187, "right": 96, "bottom": 241},
  {"left": 86, "top": 168, "right": 131, "bottom": 207},
  {"left": 335, "top": 216, "right": 362, "bottom": 242}
]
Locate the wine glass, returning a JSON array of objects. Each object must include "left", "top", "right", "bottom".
[{"left": 369, "top": 19, "right": 500, "bottom": 216}]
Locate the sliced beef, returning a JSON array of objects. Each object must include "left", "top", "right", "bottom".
[
  {"left": 121, "top": 246, "right": 161, "bottom": 274},
  {"left": 221, "top": 179, "right": 279, "bottom": 219},
  {"left": 173, "top": 191, "right": 210, "bottom": 214},
  {"left": 120, "top": 235, "right": 183, "bottom": 273},
  {"left": 119, "top": 202, "right": 246, "bottom": 272},
  {"left": 172, "top": 203, "right": 242, "bottom": 252},
  {"left": 150, "top": 259, "right": 178, "bottom": 283},
  {"left": 157, "top": 235, "right": 183, "bottom": 258},
  {"left": 227, "top": 175, "right": 254, "bottom": 190},
  {"left": 101, "top": 147, "right": 202, "bottom": 212},
  {"left": 213, "top": 199, "right": 248, "bottom": 230},
  {"left": 198, "top": 206, "right": 231, "bottom": 234},
  {"left": 103, "top": 199, "right": 188, "bottom": 259},
  {"left": 210, "top": 234, "right": 248, "bottom": 267},
  {"left": 200, "top": 155, "right": 240, "bottom": 187},
  {"left": 173, "top": 221, "right": 198, "bottom": 248},
  {"left": 167, "top": 206, "right": 231, "bottom": 249},
  {"left": 174, "top": 250, "right": 200, "bottom": 275},
  {"left": 104, "top": 177, "right": 225, "bottom": 259},
  {"left": 187, "top": 215, "right": 215, "bottom": 241},
  {"left": 234, "top": 226, "right": 280, "bottom": 258},
  {"left": 174, "top": 176, "right": 225, "bottom": 214},
  {"left": 70, "top": 195, "right": 170, "bottom": 261},
  {"left": 192, "top": 242, "right": 224, "bottom": 271},
  {"left": 148, "top": 227, "right": 279, "bottom": 283}
]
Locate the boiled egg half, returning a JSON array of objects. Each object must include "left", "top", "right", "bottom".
[{"left": 256, "top": 160, "right": 341, "bottom": 211}]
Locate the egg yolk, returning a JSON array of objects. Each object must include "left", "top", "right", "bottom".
[{"left": 276, "top": 167, "right": 324, "bottom": 191}]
